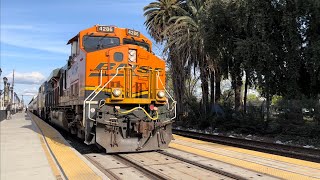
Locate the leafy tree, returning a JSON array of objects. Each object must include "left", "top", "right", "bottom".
[
  {"left": 298, "top": 0, "right": 320, "bottom": 98},
  {"left": 204, "top": 0, "right": 246, "bottom": 111},
  {"left": 144, "top": 0, "right": 320, "bottom": 124}
]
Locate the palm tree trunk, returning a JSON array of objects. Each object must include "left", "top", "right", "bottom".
[
  {"left": 199, "top": 64, "right": 209, "bottom": 113},
  {"left": 171, "top": 54, "right": 185, "bottom": 121},
  {"left": 215, "top": 68, "right": 221, "bottom": 103},
  {"left": 266, "top": 76, "right": 270, "bottom": 122},
  {"left": 243, "top": 70, "right": 249, "bottom": 113},
  {"left": 210, "top": 70, "right": 215, "bottom": 105},
  {"left": 233, "top": 71, "right": 242, "bottom": 112}
]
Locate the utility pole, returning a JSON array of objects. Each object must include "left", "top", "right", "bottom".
[{"left": 0, "top": 68, "right": 2, "bottom": 110}]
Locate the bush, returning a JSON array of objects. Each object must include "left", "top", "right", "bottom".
[
  {"left": 265, "top": 120, "right": 282, "bottom": 134},
  {"left": 238, "top": 113, "right": 265, "bottom": 134}
]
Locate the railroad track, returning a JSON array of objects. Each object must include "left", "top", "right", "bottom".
[
  {"left": 36, "top": 116, "right": 243, "bottom": 179},
  {"left": 173, "top": 129, "right": 320, "bottom": 163},
  {"left": 84, "top": 151, "right": 253, "bottom": 180},
  {"left": 157, "top": 151, "right": 247, "bottom": 180},
  {"left": 58, "top": 126, "right": 243, "bottom": 179},
  {"left": 33, "top": 113, "right": 317, "bottom": 179},
  {"left": 84, "top": 153, "right": 167, "bottom": 180}
]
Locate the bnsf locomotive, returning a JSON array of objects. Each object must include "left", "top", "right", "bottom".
[{"left": 28, "top": 25, "right": 176, "bottom": 153}]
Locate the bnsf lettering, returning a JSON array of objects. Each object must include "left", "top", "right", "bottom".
[
  {"left": 137, "top": 66, "right": 151, "bottom": 73},
  {"left": 95, "top": 63, "right": 116, "bottom": 70},
  {"left": 90, "top": 63, "right": 162, "bottom": 77}
]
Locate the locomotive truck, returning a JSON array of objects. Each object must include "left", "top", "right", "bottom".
[{"left": 28, "top": 25, "right": 176, "bottom": 153}]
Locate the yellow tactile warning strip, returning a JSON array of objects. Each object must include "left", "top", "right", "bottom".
[
  {"left": 38, "top": 134, "right": 63, "bottom": 180},
  {"left": 29, "top": 113, "right": 101, "bottom": 180},
  {"left": 173, "top": 135, "right": 320, "bottom": 169},
  {"left": 171, "top": 135, "right": 320, "bottom": 180},
  {"left": 172, "top": 138, "right": 320, "bottom": 178}
]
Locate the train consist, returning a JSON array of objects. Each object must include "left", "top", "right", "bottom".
[{"left": 28, "top": 25, "right": 176, "bottom": 153}]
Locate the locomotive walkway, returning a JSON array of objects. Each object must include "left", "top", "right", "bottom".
[{"left": 0, "top": 112, "right": 105, "bottom": 180}]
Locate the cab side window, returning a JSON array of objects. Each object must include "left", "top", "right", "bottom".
[
  {"left": 68, "top": 38, "right": 79, "bottom": 68},
  {"left": 71, "top": 40, "right": 79, "bottom": 57}
]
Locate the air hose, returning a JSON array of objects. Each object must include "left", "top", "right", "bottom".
[{"left": 118, "top": 107, "right": 159, "bottom": 120}]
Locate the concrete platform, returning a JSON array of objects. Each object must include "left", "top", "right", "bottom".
[
  {"left": 1, "top": 112, "right": 106, "bottom": 180},
  {"left": 28, "top": 112, "right": 106, "bottom": 180},
  {"left": 1, "top": 112, "right": 56, "bottom": 180}
]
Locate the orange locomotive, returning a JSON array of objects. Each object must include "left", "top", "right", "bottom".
[{"left": 30, "top": 25, "right": 176, "bottom": 153}]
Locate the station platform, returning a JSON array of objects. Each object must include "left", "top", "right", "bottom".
[
  {"left": 0, "top": 112, "right": 106, "bottom": 180},
  {"left": 170, "top": 134, "right": 320, "bottom": 180}
]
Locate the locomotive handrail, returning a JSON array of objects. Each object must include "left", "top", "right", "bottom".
[
  {"left": 82, "top": 70, "right": 103, "bottom": 126},
  {"left": 83, "top": 68, "right": 175, "bottom": 125},
  {"left": 86, "top": 67, "right": 125, "bottom": 123},
  {"left": 156, "top": 71, "right": 177, "bottom": 120}
]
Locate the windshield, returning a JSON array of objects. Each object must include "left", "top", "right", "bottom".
[
  {"left": 123, "top": 38, "right": 150, "bottom": 52},
  {"left": 83, "top": 36, "right": 120, "bottom": 52}
]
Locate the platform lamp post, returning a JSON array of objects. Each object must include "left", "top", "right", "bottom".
[
  {"left": 10, "top": 86, "right": 14, "bottom": 113},
  {"left": 3, "top": 77, "right": 7, "bottom": 86},
  {"left": 0, "top": 68, "right": 2, "bottom": 109},
  {"left": 7, "top": 83, "right": 10, "bottom": 108},
  {"left": 3, "top": 77, "right": 8, "bottom": 107},
  {"left": 21, "top": 95, "right": 24, "bottom": 110},
  {"left": 0, "top": 90, "right": 2, "bottom": 110}
]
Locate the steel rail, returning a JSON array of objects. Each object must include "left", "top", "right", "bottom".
[
  {"left": 113, "top": 154, "right": 168, "bottom": 180},
  {"left": 157, "top": 151, "right": 246, "bottom": 180},
  {"left": 83, "top": 154, "right": 119, "bottom": 180}
]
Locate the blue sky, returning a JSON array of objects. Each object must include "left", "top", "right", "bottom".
[{"left": 1, "top": 0, "right": 160, "bottom": 104}]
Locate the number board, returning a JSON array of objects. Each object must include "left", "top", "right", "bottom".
[
  {"left": 97, "top": 26, "right": 114, "bottom": 33},
  {"left": 127, "top": 29, "right": 140, "bottom": 37}
]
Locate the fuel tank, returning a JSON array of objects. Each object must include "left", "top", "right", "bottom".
[{"left": 50, "top": 111, "right": 69, "bottom": 130}]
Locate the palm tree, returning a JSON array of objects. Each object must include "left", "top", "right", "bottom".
[
  {"left": 144, "top": 0, "right": 187, "bottom": 120},
  {"left": 163, "top": 0, "right": 212, "bottom": 111},
  {"left": 144, "top": 0, "right": 184, "bottom": 42}
]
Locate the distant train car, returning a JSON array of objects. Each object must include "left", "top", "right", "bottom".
[
  {"left": 27, "top": 98, "right": 33, "bottom": 112},
  {"left": 28, "top": 96, "right": 38, "bottom": 115},
  {"left": 30, "top": 25, "right": 176, "bottom": 153},
  {"left": 37, "top": 83, "right": 46, "bottom": 119}
]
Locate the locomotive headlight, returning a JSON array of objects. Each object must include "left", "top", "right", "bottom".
[
  {"left": 157, "top": 90, "right": 165, "bottom": 98},
  {"left": 128, "top": 49, "right": 137, "bottom": 62},
  {"left": 112, "top": 88, "right": 122, "bottom": 97}
]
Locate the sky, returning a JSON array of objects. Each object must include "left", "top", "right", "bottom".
[{"left": 0, "top": 0, "right": 160, "bottom": 105}]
